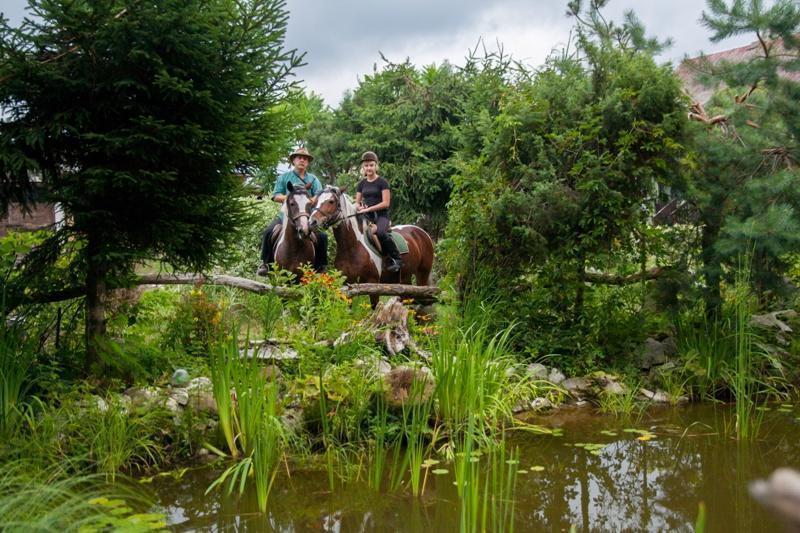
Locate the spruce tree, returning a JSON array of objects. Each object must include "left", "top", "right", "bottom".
[{"left": 0, "top": 0, "right": 301, "bottom": 367}]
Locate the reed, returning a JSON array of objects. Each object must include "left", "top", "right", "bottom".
[
  {"left": 0, "top": 321, "right": 30, "bottom": 440},
  {"left": 209, "top": 338, "right": 238, "bottom": 458}
]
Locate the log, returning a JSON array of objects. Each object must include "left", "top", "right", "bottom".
[
  {"left": 342, "top": 283, "right": 441, "bottom": 301},
  {"left": 7, "top": 273, "right": 443, "bottom": 312},
  {"left": 138, "top": 273, "right": 301, "bottom": 299}
]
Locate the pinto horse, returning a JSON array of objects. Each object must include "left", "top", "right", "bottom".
[
  {"left": 273, "top": 182, "right": 316, "bottom": 277},
  {"left": 309, "top": 185, "right": 434, "bottom": 307}
]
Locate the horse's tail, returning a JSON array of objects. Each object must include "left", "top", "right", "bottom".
[{"left": 408, "top": 225, "right": 434, "bottom": 286}]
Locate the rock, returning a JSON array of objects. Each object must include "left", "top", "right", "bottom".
[
  {"left": 260, "top": 364, "right": 283, "bottom": 382},
  {"left": 169, "top": 387, "right": 189, "bottom": 406},
  {"left": 186, "top": 377, "right": 217, "bottom": 414},
  {"left": 751, "top": 310, "right": 796, "bottom": 333},
  {"left": 750, "top": 468, "right": 800, "bottom": 530},
  {"left": 548, "top": 368, "right": 566, "bottom": 385},
  {"left": 639, "top": 337, "right": 667, "bottom": 370},
  {"left": 562, "top": 377, "right": 592, "bottom": 397},
  {"left": 124, "top": 386, "right": 161, "bottom": 409},
  {"left": 575, "top": 400, "right": 590, "bottom": 407},
  {"left": 372, "top": 297, "right": 413, "bottom": 356},
  {"left": 639, "top": 388, "right": 671, "bottom": 403},
  {"left": 354, "top": 357, "right": 392, "bottom": 377},
  {"left": 525, "top": 363, "right": 549, "bottom": 380},
  {"left": 530, "top": 397, "right": 553, "bottom": 411},
  {"left": 383, "top": 366, "right": 435, "bottom": 407},
  {"left": 171, "top": 368, "right": 190, "bottom": 387},
  {"left": 603, "top": 381, "right": 627, "bottom": 396},
  {"left": 281, "top": 405, "right": 304, "bottom": 434},
  {"left": 246, "top": 343, "right": 299, "bottom": 361},
  {"left": 164, "top": 397, "right": 182, "bottom": 424},
  {"left": 91, "top": 395, "right": 109, "bottom": 412},
  {"left": 661, "top": 336, "right": 678, "bottom": 357}
]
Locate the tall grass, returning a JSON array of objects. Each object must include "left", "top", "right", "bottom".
[
  {"left": 431, "top": 322, "right": 530, "bottom": 439},
  {"left": 207, "top": 335, "right": 286, "bottom": 512},
  {"left": 0, "top": 321, "right": 31, "bottom": 440},
  {"left": 729, "top": 266, "right": 764, "bottom": 441},
  {"left": 0, "top": 460, "right": 161, "bottom": 532},
  {"left": 455, "top": 418, "right": 519, "bottom": 533}
]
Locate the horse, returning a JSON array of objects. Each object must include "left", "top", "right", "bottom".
[
  {"left": 309, "top": 185, "right": 434, "bottom": 307},
  {"left": 273, "top": 182, "right": 316, "bottom": 277}
]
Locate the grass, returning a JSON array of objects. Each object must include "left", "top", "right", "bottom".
[
  {"left": 207, "top": 334, "right": 287, "bottom": 512},
  {"left": 0, "top": 460, "right": 162, "bottom": 532},
  {"left": 0, "top": 321, "right": 31, "bottom": 440},
  {"left": 431, "top": 322, "right": 528, "bottom": 439}
]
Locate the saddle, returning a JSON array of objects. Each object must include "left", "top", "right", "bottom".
[{"left": 365, "top": 222, "right": 409, "bottom": 255}]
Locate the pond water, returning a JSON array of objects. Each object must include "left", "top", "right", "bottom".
[{"left": 151, "top": 403, "right": 800, "bottom": 532}]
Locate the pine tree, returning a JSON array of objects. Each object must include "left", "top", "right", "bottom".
[{"left": 686, "top": 0, "right": 800, "bottom": 313}]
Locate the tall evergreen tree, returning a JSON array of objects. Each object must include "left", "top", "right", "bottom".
[
  {"left": 685, "top": 0, "right": 800, "bottom": 313},
  {"left": 0, "top": 0, "right": 301, "bottom": 367}
]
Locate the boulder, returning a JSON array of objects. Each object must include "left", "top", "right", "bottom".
[
  {"left": 750, "top": 468, "right": 800, "bottom": 531},
  {"left": 124, "top": 386, "right": 162, "bottom": 409},
  {"left": 169, "top": 387, "right": 189, "bottom": 407},
  {"left": 639, "top": 388, "right": 671, "bottom": 403},
  {"left": 525, "top": 363, "right": 549, "bottom": 380},
  {"left": 548, "top": 368, "right": 566, "bottom": 385},
  {"left": 562, "top": 377, "right": 592, "bottom": 398},
  {"left": 530, "top": 397, "right": 554, "bottom": 411},
  {"left": 639, "top": 337, "right": 667, "bottom": 370},
  {"left": 383, "top": 366, "right": 435, "bottom": 407},
  {"left": 603, "top": 381, "right": 627, "bottom": 396},
  {"left": 186, "top": 377, "right": 217, "bottom": 414}
]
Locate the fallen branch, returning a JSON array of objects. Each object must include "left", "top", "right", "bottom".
[{"left": 138, "top": 273, "right": 301, "bottom": 299}]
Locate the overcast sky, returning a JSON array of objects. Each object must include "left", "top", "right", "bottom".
[{"left": 3, "top": 0, "right": 758, "bottom": 105}]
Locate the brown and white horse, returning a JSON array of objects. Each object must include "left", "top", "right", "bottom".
[
  {"left": 310, "top": 186, "right": 434, "bottom": 306},
  {"left": 273, "top": 183, "right": 316, "bottom": 277}
]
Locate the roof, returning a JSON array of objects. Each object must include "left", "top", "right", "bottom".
[{"left": 676, "top": 37, "right": 800, "bottom": 103}]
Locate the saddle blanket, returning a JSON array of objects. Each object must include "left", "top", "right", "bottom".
[{"left": 366, "top": 231, "right": 409, "bottom": 256}]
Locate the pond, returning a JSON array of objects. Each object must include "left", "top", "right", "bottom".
[{"left": 151, "top": 403, "right": 800, "bottom": 532}]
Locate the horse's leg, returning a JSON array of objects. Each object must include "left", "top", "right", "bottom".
[{"left": 369, "top": 294, "right": 379, "bottom": 309}]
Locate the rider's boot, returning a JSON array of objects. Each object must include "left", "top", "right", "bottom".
[
  {"left": 379, "top": 234, "right": 402, "bottom": 273},
  {"left": 257, "top": 223, "right": 279, "bottom": 276},
  {"left": 313, "top": 231, "right": 329, "bottom": 273}
]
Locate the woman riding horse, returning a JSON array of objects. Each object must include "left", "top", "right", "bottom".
[{"left": 354, "top": 151, "right": 402, "bottom": 273}]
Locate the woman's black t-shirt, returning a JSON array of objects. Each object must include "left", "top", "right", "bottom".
[{"left": 356, "top": 177, "right": 390, "bottom": 216}]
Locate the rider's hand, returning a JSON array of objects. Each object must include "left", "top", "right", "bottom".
[{"left": 356, "top": 206, "right": 368, "bottom": 214}]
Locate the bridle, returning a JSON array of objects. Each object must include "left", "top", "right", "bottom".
[
  {"left": 286, "top": 190, "right": 312, "bottom": 234},
  {"left": 311, "top": 187, "right": 358, "bottom": 229}
]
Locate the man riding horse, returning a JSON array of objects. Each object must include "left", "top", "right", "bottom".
[{"left": 257, "top": 147, "right": 328, "bottom": 276}]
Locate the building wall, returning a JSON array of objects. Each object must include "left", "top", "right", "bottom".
[{"left": 0, "top": 202, "right": 57, "bottom": 237}]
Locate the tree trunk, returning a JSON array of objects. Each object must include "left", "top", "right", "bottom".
[{"left": 85, "top": 238, "right": 108, "bottom": 371}]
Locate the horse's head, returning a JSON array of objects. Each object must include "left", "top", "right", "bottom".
[
  {"left": 285, "top": 182, "right": 314, "bottom": 239},
  {"left": 310, "top": 185, "right": 347, "bottom": 230}
]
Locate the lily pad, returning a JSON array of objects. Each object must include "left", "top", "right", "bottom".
[
  {"left": 422, "top": 459, "right": 440, "bottom": 468},
  {"left": 755, "top": 406, "right": 771, "bottom": 412},
  {"left": 778, "top": 408, "right": 793, "bottom": 413},
  {"left": 432, "top": 469, "right": 449, "bottom": 475},
  {"left": 530, "top": 465, "right": 545, "bottom": 472},
  {"left": 599, "top": 430, "right": 618, "bottom": 437}
]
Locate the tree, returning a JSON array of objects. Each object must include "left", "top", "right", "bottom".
[
  {"left": 684, "top": 0, "right": 800, "bottom": 313},
  {"left": 443, "top": 1, "right": 687, "bottom": 362},
  {"left": 305, "top": 58, "right": 471, "bottom": 235},
  {"left": 0, "top": 0, "right": 301, "bottom": 368}
]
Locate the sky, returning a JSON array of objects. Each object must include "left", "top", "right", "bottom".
[{"left": 2, "top": 0, "right": 758, "bottom": 106}]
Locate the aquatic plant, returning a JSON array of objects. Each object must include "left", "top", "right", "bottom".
[
  {"left": 431, "top": 321, "right": 530, "bottom": 439},
  {"left": 209, "top": 338, "right": 239, "bottom": 458}
]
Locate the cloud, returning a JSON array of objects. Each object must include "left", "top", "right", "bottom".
[{"left": 3, "top": 0, "right": 762, "bottom": 104}]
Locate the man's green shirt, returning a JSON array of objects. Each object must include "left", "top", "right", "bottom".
[{"left": 272, "top": 170, "right": 322, "bottom": 198}]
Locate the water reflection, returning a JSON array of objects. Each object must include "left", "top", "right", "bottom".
[{"left": 152, "top": 404, "right": 800, "bottom": 532}]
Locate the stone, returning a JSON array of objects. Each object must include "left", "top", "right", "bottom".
[
  {"left": 562, "top": 377, "right": 592, "bottom": 397},
  {"left": 247, "top": 343, "right": 299, "bottom": 361},
  {"left": 639, "top": 338, "right": 667, "bottom": 370},
  {"left": 603, "top": 381, "right": 627, "bottom": 396},
  {"left": 383, "top": 366, "right": 435, "bottom": 407},
  {"left": 169, "top": 388, "right": 189, "bottom": 406},
  {"left": 530, "top": 397, "right": 553, "bottom": 411},
  {"left": 750, "top": 468, "right": 800, "bottom": 530},
  {"left": 354, "top": 357, "right": 392, "bottom": 377},
  {"left": 186, "top": 377, "right": 217, "bottom": 414},
  {"left": 124, "top": 386, "right": 161, "bottom": 409},
  {"left": 171, "top": 368, "right": 190, "bottom": 387},
  {"left": 525, "top": 363, "right": 549, "bottom": 380},
  {"left": 548, "top": 368, "right": 566, "bottom": 385},
  {"left": 639, "top": 388, "right": 671, "bottom": 403},
  {"left": 281, "top": 405, "right": 304, "bottom": 434}
]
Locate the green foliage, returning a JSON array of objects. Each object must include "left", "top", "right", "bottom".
[
  {"left": 0, "top": 461, "right": 163, "bottom": 532},
  {"left": 684, "top": 0, "right": 800, "bottom": 311},
  {"left": 441, "top": 4, "right": 685, "bottom": 368},
  {"left": 0, "top": 321, "right": 32, "bottom": 439},
  {"left": 306, "top": 59, "right": 473, "bottom": 234},
  {"left": 0, "top": 0, "right": 301, "bottom": 362}
]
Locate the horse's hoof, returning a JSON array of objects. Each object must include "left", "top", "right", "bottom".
[
  {"left": 386, "top": 260, "right": 402, "bottom": 273},
  {"left": 256, "top": 263, "right": 270, "bottom": 276}
]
